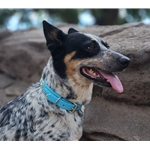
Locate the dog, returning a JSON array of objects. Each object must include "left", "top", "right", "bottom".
[{"left": 0, "top": 20, "right": 130, "bottom": 141}]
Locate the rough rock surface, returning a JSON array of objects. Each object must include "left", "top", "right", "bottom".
[{"left": 0, "top": 23, "right": 150, "bottom": 141}]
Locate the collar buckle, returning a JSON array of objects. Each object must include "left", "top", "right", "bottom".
[
  {"left": 68, "top": 102, "right": 78, "bottom": 113},
  {"left": 40, "top": 78, "right": 82, "bottom": 113}
]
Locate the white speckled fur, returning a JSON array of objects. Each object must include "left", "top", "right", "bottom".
[{"left": 0, "top": 56, "right": 93, "bottom": 141}]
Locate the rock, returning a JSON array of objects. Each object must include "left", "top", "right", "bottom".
[
  {"left": 0, "top": 89, "right": 16, "bottom": 107},
  {"left": 101, "top": 23, "right": 150, "bottom": 105},
  {"left": 80, "top": 23, "right": 150, "bottom": 141},
  {"left": 5, "top": 80, "right": 29, "bottom": 96},
  {"left": 0, "top": 22, "right": 150, "bottom": 140},
  {"left": 0, "top": 73, "right": 14, "bottom": 89},
  {"left": 0, "top": 28, "right": 49, "bottom": 82},
  {"left": 81, "top": 86, "right": 150, "bottom": 141}
]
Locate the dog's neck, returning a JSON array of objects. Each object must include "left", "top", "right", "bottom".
[{"left": 41, "top": 57, "right": 93, "bottom": 105}]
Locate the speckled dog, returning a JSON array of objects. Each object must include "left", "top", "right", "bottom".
[{"left": 0, "top": 21, "right": 130, "bottom": 141}]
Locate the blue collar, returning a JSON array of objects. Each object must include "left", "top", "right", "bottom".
[{"left": 40, "top": 78, "right": 82, "bottom": 113}]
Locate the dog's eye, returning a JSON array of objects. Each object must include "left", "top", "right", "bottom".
[{"left": 87, "top": 42, "right": 96, "bottom": 51}]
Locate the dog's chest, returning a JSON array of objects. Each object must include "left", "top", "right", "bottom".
[{"left": 33, "top": 109, "right": 84, "bottom": 141}]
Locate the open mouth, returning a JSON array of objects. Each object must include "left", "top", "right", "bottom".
[{"left": 80, "top": 67, "right": 123, "bottom": 93}]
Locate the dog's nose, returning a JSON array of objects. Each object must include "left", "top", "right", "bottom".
[{"left": 119, "top": 56, "right": 130, "bottom": 66}]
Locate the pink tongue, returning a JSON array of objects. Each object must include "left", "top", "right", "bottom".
[{"left": 99, "top": 71, "right": 124, "bottom": 93}]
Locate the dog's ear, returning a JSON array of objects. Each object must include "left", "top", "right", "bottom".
[
  {"left": 68, "top": 28, "right": 78, "bottom": 34},
  {"left": 42, "top": 20, "right": 66, "bottom": 53}
]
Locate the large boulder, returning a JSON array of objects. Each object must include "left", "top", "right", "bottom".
[{"left": 0, "top": 22, "right": 150, "bottom": 140}]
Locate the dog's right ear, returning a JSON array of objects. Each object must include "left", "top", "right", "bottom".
[{"left": 42, "top": 20, "right": 66, "bottom": 53}]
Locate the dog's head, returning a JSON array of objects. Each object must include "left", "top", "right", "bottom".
[{"left": 43, "top": 20, "right": 130, "bottom": 93}]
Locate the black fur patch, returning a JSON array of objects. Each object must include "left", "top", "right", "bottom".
[
  {"left": 15, "top": 129, "right": 21, "bottom": 140},
  {"left": 52, "top": 32, "right": 101, "bottom": 79},
  {"left": 0, "top": 108, "right": 12, "bottom": 127},
  {"left": 43, "top": 21, "right": 101, "bottom": 79},
  {"left": 65, "top": 33, "right": 100, "bottom": 59}
]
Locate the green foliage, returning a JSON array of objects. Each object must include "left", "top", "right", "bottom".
[
  {"left": 0, "top": 9, "right": 16, "bottom": 25},
  {"left": 126, "top": 9, "right": 150, "bottom": 22},
  {"left": 0, "top": 9, "right": 150, "bottom": 30},
  {"left": 45, "top": 9, "right": 79, "bottom": 24}
]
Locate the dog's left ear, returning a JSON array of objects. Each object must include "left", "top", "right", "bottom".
[
  {"left": 68, "top": 28, "right": 78, "bottom": 34},
  {"left": 42, "top": 20, "right": 66, "bottom": 53}
]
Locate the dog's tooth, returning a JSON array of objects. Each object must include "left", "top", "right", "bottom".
[
  {"left": 107, "top": 79, "right": 109, "bottom": 82},
  {"left": 93, "top": 72, "right": 96, "bottom": 76},
  {"left": 97, "top": 74, "right": 100, "bottom": 77},
  {"left": 89, "top": 69, "right": 93, "bottom": 74}
]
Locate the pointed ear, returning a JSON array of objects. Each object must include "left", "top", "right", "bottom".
[
  {"left": 68, "top": 28, "right": 78, "bottom": 34},
  {"left": 42, "top": 20, "right": 66, "bottom": 53}
]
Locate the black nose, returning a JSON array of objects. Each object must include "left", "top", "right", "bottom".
[{"left": 119, "top": 56, "right": 130, "bottom": 66}]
